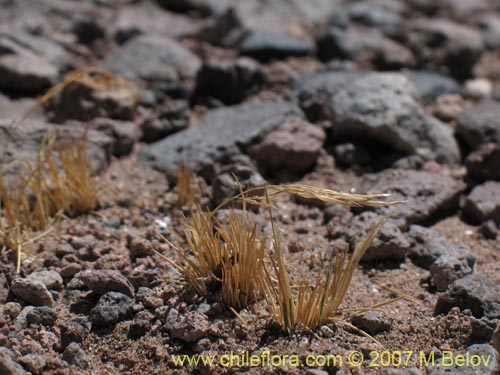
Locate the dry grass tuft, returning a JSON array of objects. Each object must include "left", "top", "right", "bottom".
[
  {"left": 157, "top": 204, "right": 266, "bottom": 310},
  {"left": 44, "top": 134, "right": 98, "bottom": 217},
  {"left": 219, "top": 209, "right": 266, "bottom": 310},
  {"left": 1, "top": 65, "right": 96, "bottom": 273},
  {"left": 158, "top": 180, "right": 403, "bottom": 321},
  {"left": 262, "top": 205, "right": 388, "bottom": 333},
  {"left": 0, "top": 132, "right": 97, "bottom": 272},
  {"left": 158, "top": 209, "right": 224, "bottom": 297},
  {"left": 176, "top": 164, "right": 198, "bottom": 207}
]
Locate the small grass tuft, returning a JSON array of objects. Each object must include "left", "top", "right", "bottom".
[
  {"left": 158, "top": 208, "right": 225, "bottom": 297},
  {"left": 44, "top": 134, "right": 98, "bottom": 217},
  {"left": 219, "top": 208, "right": 266, "bottom": 310},
  {"left": 1, "top": 65, "right": 96, "bottom": 272},
  {"left": 176, "top": 164, "right": 198, "bottom": 207},
  {"left": 262, "top": 203, "right": 388, "bottom": 333},
  {"left": 157, "top": 203, "right": 266, "bottom": 310},
  {"left": 0, "top": 132, "right": 98, "bottom": 272}
]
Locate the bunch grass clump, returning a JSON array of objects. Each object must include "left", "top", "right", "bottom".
[
  {"left": 262, "top": 199, "right": 388, "bottom": 332},
  {"left": 1, "top": 65, "right": 95, "bottom": 272},
  {"left": 159, "top": 181, "right": 404, "bottom": 327},
  {"left": 158, "top": 204, "right": 266, "bottom": 310},
  {"left": 44, "top": 134, "right": 98, "bottom": 216},
  {"left": 0, "top": 132, "right": 97, "bottom": 272}
]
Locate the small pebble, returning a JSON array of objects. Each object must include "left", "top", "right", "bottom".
[
  {"left": 26, "top": 307, "right": 58, "bottom": 326},
  {"left": 480, "top": 220, "right": 498, "bottom": 240},
  {"left": 60, "top": 263, "right": 83, "bottom": 277},
  {"left": 465, "top": 78, "right": 493, "bottom": 98},
  {"left": 27, "top": 270, "right": 63, "bottom": 290},
  {"left": 0, "top": 347, "right": 25, "bottom": 375},
  {"left": 79, "top": 269, "right": 135, "bottom": 297},
  {"left": 4, "top": 302, "right": 22, "bottom": 319},
  {"left": 63, "top": 342, "right": 89, "bottom": 369},
  {"left": 11, "top": 278, "right": 54, "bottom": 307},
  {"left": 90, "top": 292, "right": 134, "bottom": 326},
  {"left": 18, "top": 354, "right": 46, "bottom": 375}
]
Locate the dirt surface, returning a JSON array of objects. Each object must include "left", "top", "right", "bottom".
[{"left": 1, "top": 1, "right": 500, "bottom": 375}]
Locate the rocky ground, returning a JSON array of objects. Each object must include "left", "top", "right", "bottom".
[{"left": 1, "top": 0, "right": 500, "bottom": 374}]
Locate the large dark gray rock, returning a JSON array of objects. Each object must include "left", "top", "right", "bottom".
[
  {"left": 200, "top": 0, "right": 340, "bottom": 46},
  {"left": 294, "top": 72, "right": 460, "bottom": 164},
  {"left": 317, "top": 27, "right": 415, "bottom": 69},
  {"left": 463, "top": 181, "right": 500, "bottom": 224},
  {"left": 457, "top": 101, "right": 500, "bottom": 150},
  {"left": 294, "top": 71, "right": 364, "bottom": 96},
  {"left": 141, "top": 100, "right": 189, "bottom": 143},
  {"left": 362, "top": 169, "right": 466, "bottom": 229},
  {"left": 113, "top": 2, "right": 200, "bottom": 42},
  {"left": 330, "top": 73, "right": 460, "bottom": 164},
  {"left": 155, "top": 0, "right": 229, "bottom": 16},
  {"left": 0, "top": 53, "right": 57, "bottom": 93},
  {"left": 434, "top": 274, "right": 500, "bottom": 319},
  {"left": 407, "top": 18, "right": 484, "bottom": 80},
  {"left": 0, "top": 95, "right": 43, "bottom": 123},
  {"left": 239, "top": 30, "right": 313, "bottom": 61},
  {"left": 195, "top": 58, "right": 265, "bottom": 105},
  {"left": 408, "top": 225, "right": 473, "bottom": 269},
  {"left": 211, "top": 165, "right": 266, "bottom": 207},
  {"left": 430, "top": 247, "right": 475, "bottom": 291},
  {"left": 403, "top": 70, "right": 461, "bottom": 104},
  {"left": 329, "top": 1, "right": 405, "bottom": 38},
  {"left": 293, "top": 70, "right": 365, "bottom": 122},
  {"left": 465, "top": 143, "right": 500, "bottom": 181},
  {"left": 93, "top": 118, "right": 138, "bottom": 157},
  {"left": 138, "top": 100, "right": 303, "bottom": 179},
  {"left": 0, "top": 29, "right": 67, "bottom": 69},
  {"left": 0, "top": 120, "right": 112, "bottom": 188},
  {"left": 478, "top": 14, "right": 500, "bottom": 49},
  {"left": 101, "top": 34, "right": 201, "bottom": 82},
  {"left": 344, "top": 212, "right": 410, "bottom": 261}
]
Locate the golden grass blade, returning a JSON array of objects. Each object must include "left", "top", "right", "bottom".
[
  {"left": 263, "top": 186, "right": 296, "bottom": 332},
  {"left": 220, "top": 209, "right": 266, "bottom": 309},
  {"left": 327, "top": 217, "right": 388, "bottom": 314},
  {"left": 176, "top": 164, "right": 198, "bottom": 207},
  {"left": 266, "top": 185, "right": 403, "bottom": 207},
  {"left": 213, "top": 183, "right": 403, "bottom": 213},
  {"left": 262, "top": 215, "right": 390, "bottom": 332},
  {"left": 18, "top": 66, "right": 91, "bottom": 128},
  {"left": 1, "top": 66, "right": 92, "bottom": 168},
  {"left": 329, "top": 318, "right": 384, "bottom": 348}
]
